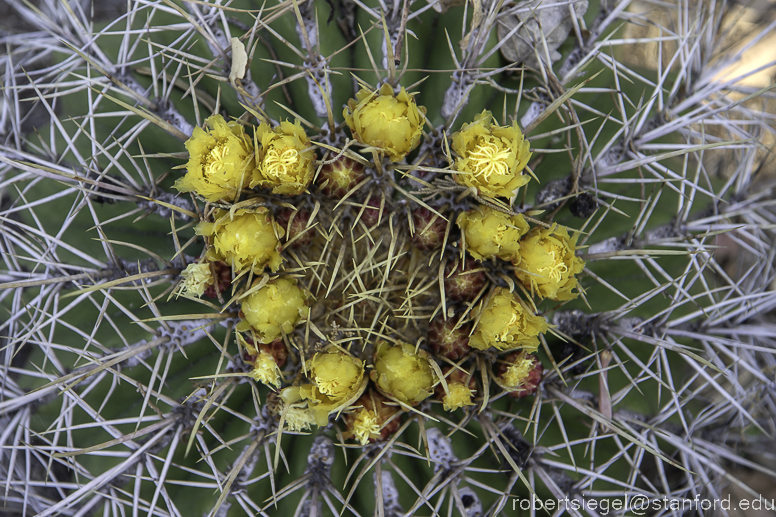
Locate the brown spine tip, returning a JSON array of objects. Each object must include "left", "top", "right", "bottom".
[
  {"left": 275, "top": 208, "right": 313, "bottom": 249},
  {"left": 317, "top": 156, "right": 365, "bottom": 198},
  {"left": 411, "top": 207, "right": 447, "bottom": 251},
  {"left": 428, "top": 316, "right": 472, "bottom": 361},
  {"left": 443, "top": 258, "right": 486, "bottom": 302}
]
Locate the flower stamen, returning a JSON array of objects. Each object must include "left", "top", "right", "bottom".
[
  {"left": 352, "top": 409, "right": 381, "bottom": 445},
  {"left": 204, "top": 142, "right": 229, "bottom": 176},
  {"left": 263, "top": 147, "right": 300, "bottom": 179},
  {"left": 537, "top": 250, "right": 569, "bottom": 281},
  {"left": 468, "top": 141, "right": 512, "bottom": 180},
  {"left": 316, "top": 378, "right": 341, "bottom": 397},
  {"left": 499, "top": 312, "right": 519, "bottom": 341}
]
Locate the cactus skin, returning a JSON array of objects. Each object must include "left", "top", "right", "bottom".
[{"left": 1, "top": 0, "right": 775, "bottom": 516}]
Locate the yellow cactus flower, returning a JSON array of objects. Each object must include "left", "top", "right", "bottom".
[
  {"left": 237, "top": 277, "right": 309, "bottom": 342},
  {"left": 301, "top": 351, "right": 366, "bottom": 424},
  {"left": 196, "top": 208, "right": 283, "bottom": 276},
  {"left": 516, "top": 224, "right": 585, "bottom": 301},
  {"left": 343, "top": 83, "right": 426, "bottom": 162},
  {"left": 371, "top": 341, "right": 436, "bottom": 405},
  {"left": 279, "top": 351, "right": 365, "bottom": 427},
  {"left": 456, "top": 205, "right": 529, "bottom": 263},
  {"left": 452, "top": 110, "right": 532, "bottom": 198},
  {"left": 470, "top": 287, "right": 549, "bottom": 352},
  {"left": 175, "top": 114, "right": 254, "bottom": 202},
  {"left": 442, "top": 382, "right": 475, "bottom": 412},
  {"left": 350, "top": 408, "right": 382, "bottom": 445},
  {"left": 179, "top": 262, "right": 212, "bottom": 297},
  {"left": 251, "top": 120, "right": 315, "bottom": 195},
  {"left": 306, "top": 351, "right": 365, "bottom": 400}
]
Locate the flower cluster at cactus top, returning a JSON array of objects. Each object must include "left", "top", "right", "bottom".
[
  {"left": 452, "top": 110, "right": 532, "bottom": 198},
  {"left": 171, "top": 97, "right": 586, "bottom": 446},
  {"left": 175, "top": 115, "right": 255, "bottom": 202},
  {"left": 176, "top": 115, "right": 314, "bottom": 201},
  {"left": 344, "top": 84, "right": 426, "bottom": 162}
]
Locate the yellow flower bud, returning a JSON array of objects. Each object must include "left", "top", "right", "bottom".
[
  {"left": 251, "top": 120, "right": 315, "bottom": 195},
  {"left": 452, "top": 110, "right": 532, "bottom": 198},
  {"left": 470, "top": 287, "right": 549, "bottom": 352},
  {"left": 179, "top": 262, "right": 212, "bottom": 297},
  {"left": 175, "top": 114, "right": 254, "bottom": 202},
  {"left": 195, "top": 208, "right": 283, "bottom": 276},
  {"left": 516, "top": 224, "right": 585, "bottom": 301},
  {"left": 456, "top": 205, "right": 529, "bottom": 263},
  {"left": 343, "top": 84, "right": 427, "bottom": 162},
  {"left": 371, "top": 341, "right": 436, "bottom": 405},
  {"left": 442, "top": 382, "right": 475, "bottom": 412},
  {"left": 237, "top": 277, "right": 309, "bottom": 342}
]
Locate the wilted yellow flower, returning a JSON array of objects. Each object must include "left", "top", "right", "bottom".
[
  {"left": 175, "top": 114, "right": 254, "bottom": 202},
  {"left": 251, "top": 120, "right": 315, "bottom": 195},
  {"left": 452, "top": 110, "right": 532, "bottom": 198},
  {"left": 350, "top": 408, "right": 382, "bottom": 446},
  {"left": 442, "top": 382, "right": 475, "bottom": 412},
  {"left": 196, "top": 208, "right": 283, "bottom": 276},
  {"left": 496, "top": 351, "right": 543, "bottom": 398},
  {"left": 179, "top": 262, "right": 212, "bottom": 297},
  {"left": 470, "top": 287, "right": 549, "bottom": 352},
  {"left": 343, "top": 392, "right": 400, "bottom": 445},
  {"left": 456, "top": 205, "right": 529, "bottom": 263},
  {"left": 343, "top": 83, "right": 426, "bottom": 162},
  {"left": 237, "top": 277, "right": 309, "bottom": 342},
  {"left": 237, "top": 334, "right": 283, "bottom": 388},
  {"left": 371, "top": 341, "right": 436, "bottom": 405},
  {"left": 516, "top": 224, "right": 585, "bottom": 301},
  {"left": 499, "top": 352, "right": 536, "bottom": 389},
  {"left": 251, "top": 352, "right": 282, "bottom": 388}
]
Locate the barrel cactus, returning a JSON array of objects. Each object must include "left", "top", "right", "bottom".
[{"left": 1, "top": 0, "right": 775, "bottom": 515}]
